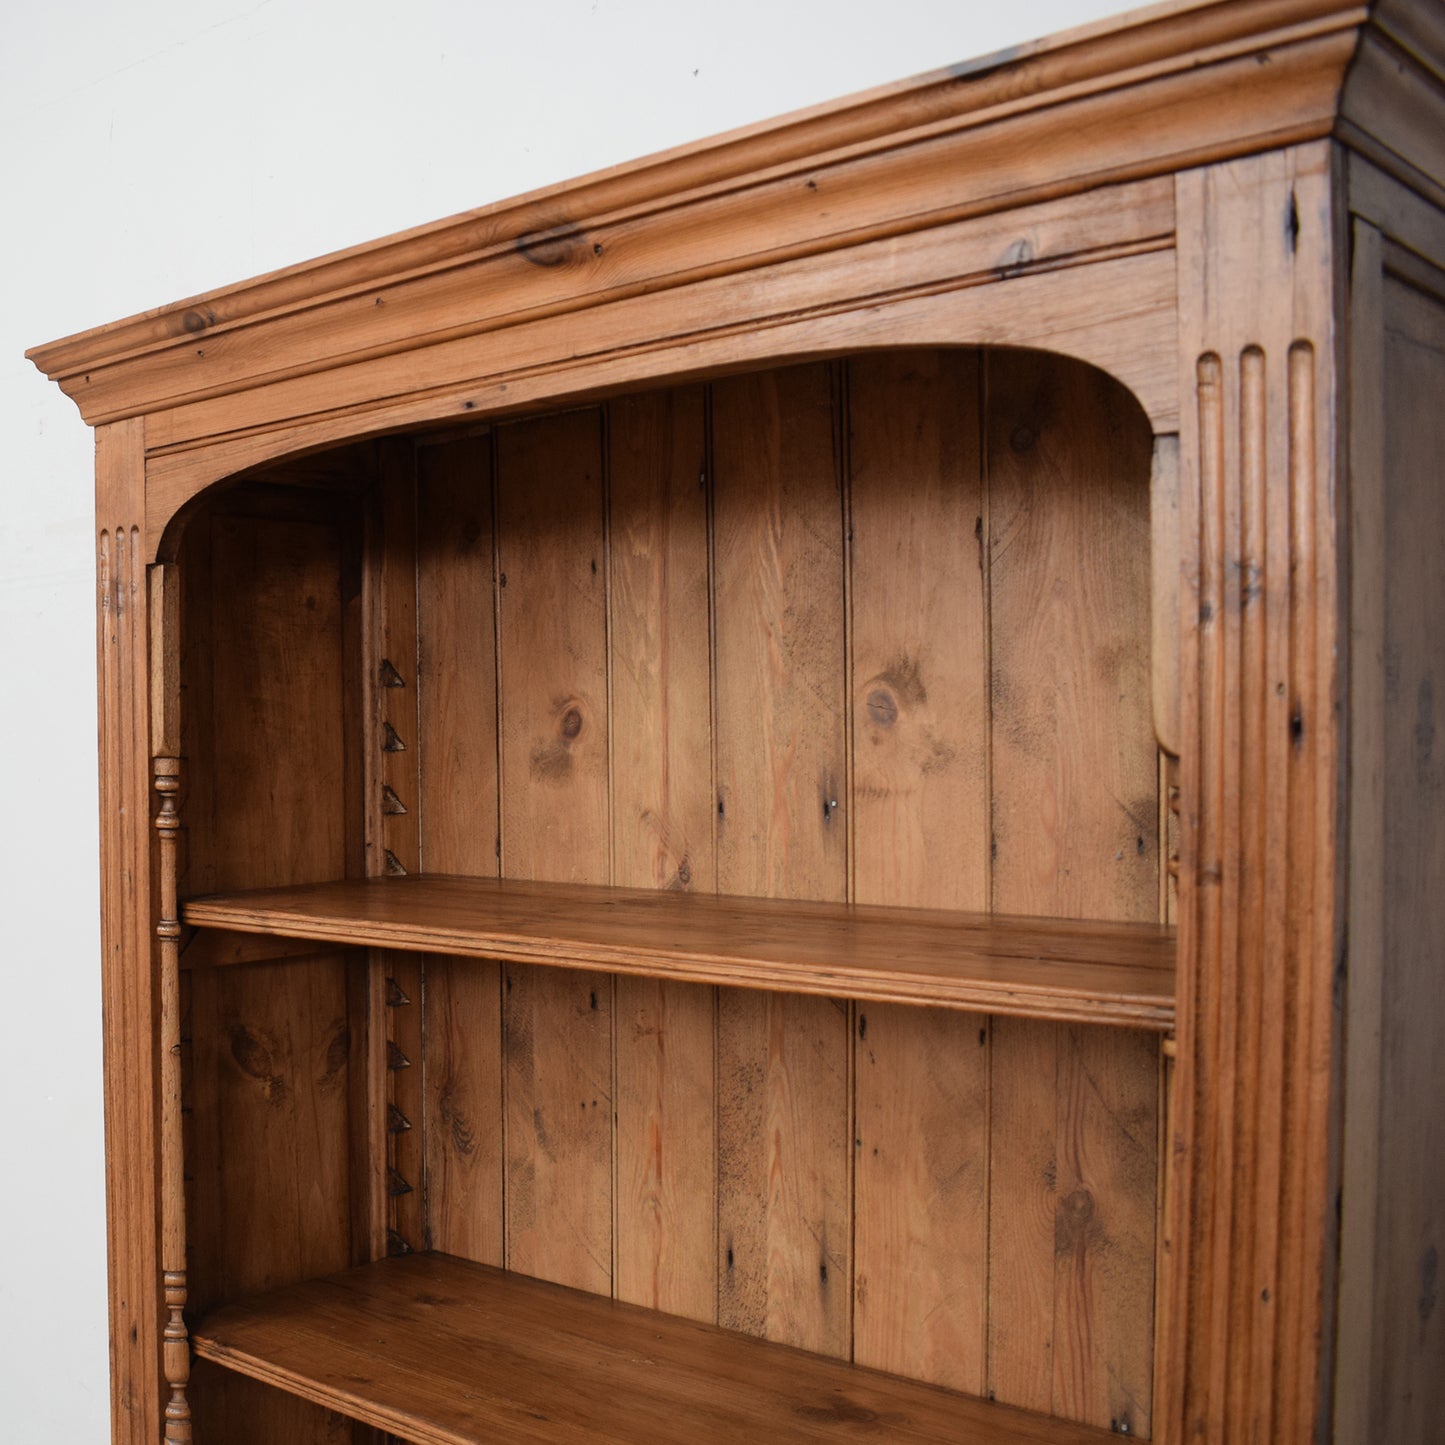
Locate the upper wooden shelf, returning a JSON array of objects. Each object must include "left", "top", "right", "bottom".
[
  {"left": 192, "top": 1250, "right": 1118, "bottom": 1445},
  {"left": 181, "top": 874, "right": 1174, "bottom": 1029}
]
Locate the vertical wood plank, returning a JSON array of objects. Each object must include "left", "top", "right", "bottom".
[
  {"left": 716, "top": 988, "right": 851, "bottom": 1355},
  {"left": 180, "top": 494, "right": 363, "bottom": 1443},
  {"left": 1334, "top": 218, "right": 1385, "bottom": 1445},
  {"left": 416, "top": 435, "right": 500, "bottom": 877},
  {"left": 496, "top": 409, "right": 612, "bottom": 1294},
  {"left": 848, "top": 349, "right": 990, "bottom": 1392},
  {"left": 608, "top": 387, "right": 717, "bottom": 1321},
  {"left": 1165, "top": 146, "right": 1341, "bottom": 1445},
  {"left": 415, "top": 435, "right": 504, "bottom": 1265},
  {"left": 712, "top": 364, "right": 849, "bottom": 1357},
  {"left": 497, "top": 409, "right": 609, "bottom": 882},
  {"left": 849, "top": 349, "right": 988, "bottom": 911},
  {"left": 854, "top": 1003, "right": 990, "bottom": 1391},
  {"left": 1365, "top": 269, "right": 1445, "bottom": 1445},
  {"left": 986, "top": 348, "right": 1159, "bottom": 1435},
  {"left": 367, "top": 442, "right": 425, "bottom": 1257},
  {"left": 189, "top": 1360, "right": 355, "bottom": 1444},
  {"left": 207, "top": 958, "right": 354, "bottom": 1302},
  {"left": 501, "top": 963, "right": 613, "bottom": 1292},
  {"left": 205, "top": 510, "right": 350, "bottom": 889},
  {"left": 95, "top": 416, "right": 164, "bottom": 1444}
]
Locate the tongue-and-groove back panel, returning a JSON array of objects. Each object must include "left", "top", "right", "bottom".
[{"left": 179, "top": 347, "right": 1162, "bottom": 1440}]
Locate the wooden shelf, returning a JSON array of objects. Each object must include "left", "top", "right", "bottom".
[
  {"left": 181, "top": 874, "right": 1173, "bottom": 1029},
  {"left": 192, "top": 1252, "right": 1118, "bottom": 1444}
]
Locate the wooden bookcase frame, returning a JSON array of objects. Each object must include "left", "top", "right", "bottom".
[{"left": 28, "top": 0, "right": 1445, "bottom": 1440}]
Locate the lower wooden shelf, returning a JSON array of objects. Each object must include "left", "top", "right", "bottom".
[{"left": 191, "top": 1252, "right": 1117, "bottom": 1444}]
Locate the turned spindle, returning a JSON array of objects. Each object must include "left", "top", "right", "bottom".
[{"left": 155, "top": 757, "right": 191, "bottom": 1443}]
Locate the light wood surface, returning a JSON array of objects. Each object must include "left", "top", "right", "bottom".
[
  {"left": 183, "top": 874, "right": 1176, "bottom": 1029},
  {"left": 36, "top": 5, "right": 1445, "bottom": 1440},
  {"left": 1161, "top": 142, "right": 1342, "bottom": 1445},
  {"left": 192, "top": 1251, "right": 1121, "bottom": 1445},
  {"left": 414, "top": 434, "right": 504, "bottom": 1267},
  {"left": 608, "top": 385, "right": 717, "bottom": 1322},
  {"left": 848, "top": 349, "right": 990, "bottom": 1393}
]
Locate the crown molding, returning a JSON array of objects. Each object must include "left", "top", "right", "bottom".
[{"left": 28, "top": 0, "right": 1372, "bottom": 432}]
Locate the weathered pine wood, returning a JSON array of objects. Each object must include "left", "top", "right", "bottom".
[
  {"left": 192, "top": 1252, "right": 1123, "bottom": 1445},
  {"left": 1335, "top": 253, "right": 1445, "bottom": 1443},
  {"left": 415, "top": 436, "right": 504, "bottom": 1265},
  {"left": 495, "top": 410, "right": 613, "bottom": 1293},
  {"left": 182, "top": 875, "right": 1176, "bottom": 1028},
  {"left": 43, "top": 8, "right": 1445, "bottom": 1438},
  {"left": 150, "top": 559, "right": 192, "bottom": 1443},
  {"left": 1163, "top": 142, "right": 1341, "bottom": 1445},
  {"left": 367, "top": 441, "right": 426, "bottom": 1257},
  {"left": 985, "top": 349, "right": 1160, "bottom": 1435},
  {"left": 712, "top": 364, "right": 850, "bottom": 1357},
  {"left": 31, "top": 2, "right": 1360, "bottom": 384},
  {"left": 608, "top": 386, "right": 717, "bottom": 1322},
  {"left": 95, "top": 416, "right": 164, "bottom": 1445},
  {"left": 138, "top": 244, "right": 1180, "bottom": 538},
  {"left": 178, "top": 495, "right": 363, "bottom": 1443},
  {"left": 847, "top": 349, "right": 991, "bottom": 1392}
]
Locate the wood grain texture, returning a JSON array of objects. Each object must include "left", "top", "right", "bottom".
[
  {"left": 138, "top": 244, "right": 1180, "bottom": 542},
  {"left": 847, "top": 349, "right": 991, "bottom": 1391},
  {"left": 712, "top": 363, "right": 849, "bottom": 1356},
  {"left": 180, "top": 872, "right": 1173, "bottom": 1023},
  {"left": 496, "top": 409, "right": 608, "bottom": 883},
  {"left": 716, "top": 987, "right": 850, "bottom": 1358},
  {"left": 1163, "top": 143, "right": 1341, "bottom": 1445},
  {"left": 985, "top": 348, "right": 1160, "bottom": 1434},
  {"left": 502, "top": 962, "right": 612, "bottom": 1293},
  {"left": 848, "top": 348, "right": 988, "bottom": 912},
  {"left": 415, "top": 435, "right": 499, "bottom": 877},
  {"left": 495, "top": 409, "right": 612, "bottom": 1294},
  {"left": 33, "top": 0, "right": 1360, "bottom": 437},
  {"left": 712, "top": 363, "right": 846, "bottom": 902},
  {"left": 854, "top": 1004, "right": 989, "bottom": 1392},
  {"left": 181, "top": 876, "right": 1176, "bottom": 1028},
  {"left": 613, "top": 978, "right": 716, "bottom": 1321},
  {"left": 176, "top": 490, "right": 364, "bottom": 1444},
  {"left": 193, "top": 1252, "right": 1121, "bottom": 1445},
  {"left": 189, "top": 1361, "right": 355, "bottom": 1445},
  {"left": 1338, "top": 264, "right": 1445, "bottom": 1444},
  {"left": 203, "top": 957, "right": 354, "bottom": 1303},
  {"left": 95, "top": 417, "right": 164, "bottom": 1445},
  {"left": 415, "top": 435, "right": 504, "bottom": 1264},
  {"left": 366, "top": 443, "right": 426, "bottom": 1258},
  {"left": 608, "top": 385, "right": 717, "bottom": 1321},
  {"left": 422, "top": 955, "right": 503, "bottom": 1265},
  {"left": 204, "top": 509, "right": 350, "bottom": 888}
]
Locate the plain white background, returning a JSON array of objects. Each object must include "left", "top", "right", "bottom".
[{"left": 0, "top": 1, "right": 1135, "bottom": 1434}]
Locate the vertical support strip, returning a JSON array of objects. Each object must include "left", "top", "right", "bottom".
[
  {"left": 1164, "top": 144, "right": 1342, "bottom": 1444},
  {"left": 154, "top": 754, "right": 190, "bottom": 1443}
]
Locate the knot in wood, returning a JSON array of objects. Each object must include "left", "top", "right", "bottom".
[{"left": 866, "top": 688, "right": 898, "bottom": 727}]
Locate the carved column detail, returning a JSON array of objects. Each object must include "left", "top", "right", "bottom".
[
  {"left": 154, "top": 755, "right": 191, "bottom": 1443},
  {"left": 1161, "top": 145, "right": 1342, "bottom": 1445}
]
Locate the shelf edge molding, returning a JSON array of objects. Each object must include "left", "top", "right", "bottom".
[
  {"left": 181, "top": 873, "right": 1175, "bottom": 1030},
  {"left": 192, "top": 1251, "right": 1119, "bottom": 1445}
]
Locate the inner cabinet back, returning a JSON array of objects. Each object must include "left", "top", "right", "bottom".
[
  {"left": 177, "top": 351, "right": 1162, "bottom": 1437},
  {"left": 28, "top": 2, "right": 1445, "bottom": 1442}
]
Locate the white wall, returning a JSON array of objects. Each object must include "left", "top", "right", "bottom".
[{"left": 0, "top": 1, "right": 1129, "bottom": 1435}]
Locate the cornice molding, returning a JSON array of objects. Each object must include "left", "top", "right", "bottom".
[{"left": 29, "top": 0, "right": 1373, "bottom": 431}]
